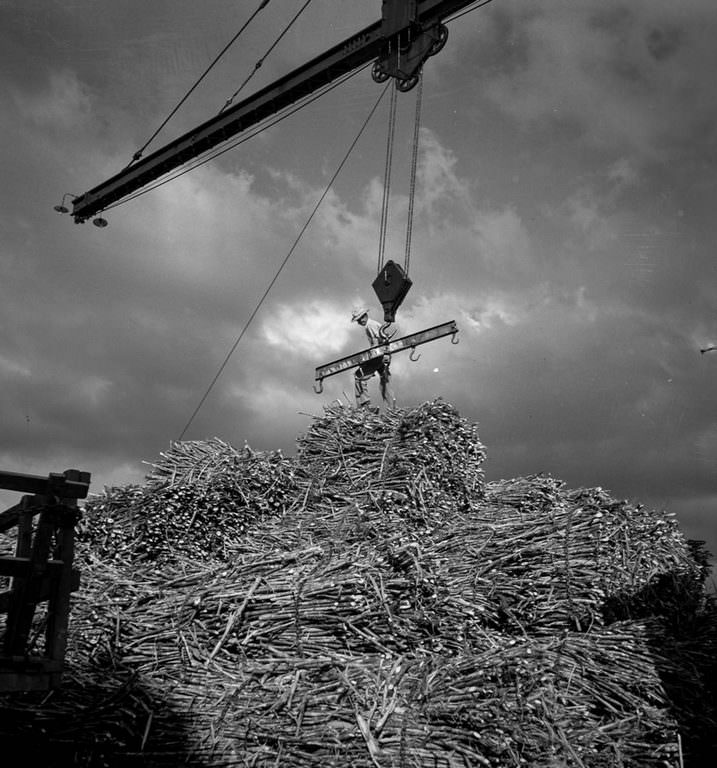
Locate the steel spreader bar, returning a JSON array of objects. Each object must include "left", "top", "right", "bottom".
[{"left": 315, "top": 320, "right": 458, "bottom": 383}]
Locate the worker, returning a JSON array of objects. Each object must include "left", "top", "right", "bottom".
[{"left": 351, "top": 307, "right": 395, "bottom": 408}]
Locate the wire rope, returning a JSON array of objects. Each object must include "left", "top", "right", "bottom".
[
  {"left": 127, "top": 0, "right": 272, "bottom": 166},
  {"left": 220, "top": 0, "right": 314, "bottom": 112},
  {"left": 177, "top": 80, "right": 391, "bottom": 440},
  {"left": 377, "top": 81, "right": 398, "bottom": 273},
  {"left": 403, "top": 74, "right": 423, "bottom": 276}
]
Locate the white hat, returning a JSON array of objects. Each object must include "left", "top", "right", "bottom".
[{"left": 351, "top": 307, "right": 369, "bottom": 322}]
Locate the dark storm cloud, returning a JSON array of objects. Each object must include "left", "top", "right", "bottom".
[
  {"left": 455, "top": 0, "right": 717, "bottom": 163},
  {"left": 645, "top": 24, "right": 683, "bottom": 62}
]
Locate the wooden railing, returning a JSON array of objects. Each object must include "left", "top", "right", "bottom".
[{"left": 0, "top": 468, "right": 90, "bottom": 691}]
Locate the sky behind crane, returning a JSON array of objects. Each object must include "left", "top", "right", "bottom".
[{"left": 1, "top": 0, "right": 716, "bottom": 578}]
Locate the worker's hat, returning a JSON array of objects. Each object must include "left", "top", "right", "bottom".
[{"left": 351, "top": 307, "right": 369, "bottom": 322}]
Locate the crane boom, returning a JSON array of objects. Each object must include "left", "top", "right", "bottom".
[{"left": 70, "top": 0, "right": 479, "bottom": 223}]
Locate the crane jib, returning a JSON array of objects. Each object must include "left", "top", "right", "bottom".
[{"left": 70, "top": 0, "right": 481, "bottom": 222}]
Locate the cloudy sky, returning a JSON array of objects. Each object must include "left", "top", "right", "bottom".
[{"left": 1, "top": 0, "right": 716, "bottom": 576}]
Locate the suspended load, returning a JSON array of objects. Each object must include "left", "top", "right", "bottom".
[{"left": 313, "top": 67, "right": 459, "bottom": 401}]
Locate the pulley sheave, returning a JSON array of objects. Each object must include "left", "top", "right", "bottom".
[
  {"left": 372, "top": 259, "right": 413, "bottom": 324},
  {"left": 372, "top": 1, "right": 448, "bottom": 92}
]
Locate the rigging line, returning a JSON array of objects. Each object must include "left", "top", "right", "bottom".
[
  {"left": 220, "top": 0, "right": 314, "bottom": 112},
  {"left": 127, "top": 0, "right": 272, "bottom": 166},
  {"left": 177, "top": 80, "right": 391, "bottom": 441},
  {"left": 377, "top": 81, "right": 398, "bottom": 274},
  {"left": 103, "top": 64, "right": 369, "bottom": 214},
  {"left": 447, "top": 0, "right": 497, "bottom": 24},
  {"left": 403, "top": 74, "right": 423, "bottom": 276}
]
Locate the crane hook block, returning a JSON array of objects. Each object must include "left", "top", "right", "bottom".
[{"left": 372, "top": 260, "right": 412, "bottom": 323}]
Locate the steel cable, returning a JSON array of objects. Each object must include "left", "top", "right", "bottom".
[
  {"left": 220, "top": 0, "right": 314, "bottom": 112},
  {"left": 377, "top": 82, "right": 398, "bottom": 273},
  {"left": 177, "top": 81, "right": 391, "bottom": 440},
  {"left": 127, "top": 0, "right": 273, "bottom": 166},
  {"left": 403, "top": 75, "right": 423, "bottom": 276}
]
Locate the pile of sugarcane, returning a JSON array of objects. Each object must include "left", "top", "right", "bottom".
[
  {"left": 1, "top": 399, "right": 716, "bottom": 767},
  {"left": 77, "top": 438, "right": 297, "bottom": 562}
]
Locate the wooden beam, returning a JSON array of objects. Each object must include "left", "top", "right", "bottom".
[
  {"left": 0, "top": 557, "right": 69, "bottom": 579},
  {"left": 0, "top": 670, "right": 55, "bottom": 693},
  {"left": 0, "top": 570, "right": 80, "bottom": 612},
  {"left": 0, "top": 495, "right": 44, "bottom": 533},
  {"left": 0, "top": 469, "right": 91, "bottom": 500}
]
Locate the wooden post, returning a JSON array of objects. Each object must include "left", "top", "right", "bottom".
[
  {"left": 0, "top": 468, "right": 89, "bottom": 691},
  {"left": 15, "top": 496, "right": 33, "bottom": 557},
  {"left": 45, "top": 499, "right": 80, "bottom": 687},
  {"left": 3, "top": 499, "right": 55, "bottom": 656}
]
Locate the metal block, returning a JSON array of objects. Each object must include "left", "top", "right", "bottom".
[
  {"left": 372, "top": 260, "right": 413, "bottom": 323},
  {"left": 381, "top": 0, "right": 418, "bottom": 37}
]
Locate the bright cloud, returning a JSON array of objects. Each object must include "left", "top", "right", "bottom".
[
  {"left": 0, "top": 353, "right": 31, "bottom": 378},
  {"left": 417, "top": 128, "right": 472, "bottom": 220},
  {"left": 262, "top": 301, "right": 352, "bottom": 358}
]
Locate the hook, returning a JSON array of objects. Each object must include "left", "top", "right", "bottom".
[
  {"left": 379, "top": 322, "right": 395, "bottom": 343},
  {"left": 451, "top": 332, "right": 459, "bottom": 345},
  {"left": 313, "top": 379, "right": 324, "bottom": 394},
  {"left": 409, "top": 346, "right": 421, "bottom": 362}
]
